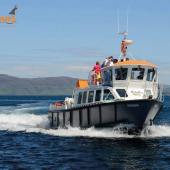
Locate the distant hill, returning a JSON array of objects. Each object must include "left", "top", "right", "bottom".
[
  {"left": 163, "top": 85, "right": 170, "bottom": 96},
  {"left": 0, "top": 74, "right": 77, "bottom": 96},
  {"left": 0, "top": 74, "right": 170, "bottom": 96}
]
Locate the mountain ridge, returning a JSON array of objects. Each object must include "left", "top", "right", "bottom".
[
  {"left": 0, "top": 74, "right": 77, "bottom": 95},
  {"left": 0, "top": 74, "right": 170, "bottom": 96}
]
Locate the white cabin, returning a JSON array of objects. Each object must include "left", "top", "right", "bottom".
[{"left": 72, "top": 59, "right": 163, "bottom": 108}]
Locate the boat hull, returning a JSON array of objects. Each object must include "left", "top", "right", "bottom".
[{"left": 48, "top": 99, "right": 163, "bottom": 131}]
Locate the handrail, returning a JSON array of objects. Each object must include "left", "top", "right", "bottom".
[
  {"left": 88, "top": 70, "right": 103, "bottom": 86},
  {"left": 157, "top": 84, "right": 164, "bottom": 102},
  {"left": 88, "top": 70, "right": 95, "bottom": 85}
]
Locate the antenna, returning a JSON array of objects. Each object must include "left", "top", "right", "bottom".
[
  {"left": 116, "top": 9, "right": 128, "bottom": 38},
  {"left": 117, "top": 9, "right": 120, "bottom": 34},
  {"left": 115, "top": 9, "right": 133, "bottom": 59},
  {"left": 126, "top": 9, "right": 129, "bottom": 33}
]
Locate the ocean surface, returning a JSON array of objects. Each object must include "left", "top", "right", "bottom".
[{"left": 0, "top": 95, "right": 170, "bottom": 170}]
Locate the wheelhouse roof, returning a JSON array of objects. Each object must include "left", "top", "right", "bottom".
[{"left": 114, "top": 60, "right": 157, "bottom": 68}]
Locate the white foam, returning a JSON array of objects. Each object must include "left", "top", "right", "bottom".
[
  {"left": 27, "top": 126, "right": 135, "bottom": 138},
  {"left": 141, "top": 125, "right": 170, "bottom": 138},
  {"left": 0, "top": 113, "right": 49, "bottom": 131},
  {"left": 0, "top": 105, "right": 170, "bottom": 138},
  {"left": 36, "top": 124, "right": 170, "bottom": 138},
  {"left": 0, "top": 111, "right": 133, "bottom": 138}
]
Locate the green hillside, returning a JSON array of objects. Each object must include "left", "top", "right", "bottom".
[{"left": 0, "top": 74, "right": 77, "bottom": 96}]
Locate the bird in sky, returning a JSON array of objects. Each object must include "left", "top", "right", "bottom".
[{"left": 9, "top": 5, "right": 18, "bottom": 15}]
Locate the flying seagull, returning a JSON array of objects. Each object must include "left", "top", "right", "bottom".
[{"left": 9, "top": 5, "right": 18, "bottom": 15}]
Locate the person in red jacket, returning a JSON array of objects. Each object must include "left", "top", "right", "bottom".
[{"left": 92, "top": 61, "right": 101, "bottom": 85}]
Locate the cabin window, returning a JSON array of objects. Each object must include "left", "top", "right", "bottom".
[
  {"left": 115, "top": 68, "right": 128, "bottom": 80},
  {"left": 77, "top": 92, "right": 82, "bottom": 104},
  {"left": 131, "top": 68, "right": 145, "bottom": 80},
  {"left": 95, "top": 90, "right": 101, "bottom": 102},
  {"left": 82, "top": 91, "right": 87, "bottom": 103},
  {"left": 103, "top": 89, "right": 114, "bottom": 101},
  {"left": 154, "top": 72, "right": 157, "bottom": 82},
  {"left": 103, "top": 69, "right": 112, "bottom": 83},
  {"left": 147, "top": 69, "right": 155, "bottom": 81},
  {"left": 116, "top": 89, "right": 128, "bottom": 97},
  {"left": 88, "top": 91, "right": 94, "bottom": 103}
]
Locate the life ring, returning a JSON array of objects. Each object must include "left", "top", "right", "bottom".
[{"left": 53, "top": 102, "right": 63, "bottom": 107}]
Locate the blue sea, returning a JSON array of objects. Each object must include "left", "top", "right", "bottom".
[{"left": 0, "top": 95, "right": 170, "bottom": 169}]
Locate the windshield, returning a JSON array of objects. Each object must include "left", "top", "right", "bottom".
[
  {"left": 115, "top": 68, "right": 128, "bottom": 80},
  {"left": 131, "top": 68, "right": 145, "bottom": 80},
  {"left": 147, "top": 69, "right": 155, "bottom": 81}
]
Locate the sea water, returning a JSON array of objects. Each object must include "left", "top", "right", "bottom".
[{"left": 0, "top": 96, "right": 170, "bottom": 169}]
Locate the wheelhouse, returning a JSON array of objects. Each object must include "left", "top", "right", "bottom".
[
  {"left": 87, "top": 59, "right": 159, "bottom": 101},
  {"left": 101, "top": 61, "right": 157, "bottom": 84}
]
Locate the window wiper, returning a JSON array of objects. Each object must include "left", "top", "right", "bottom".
[{"left": 104, "top": 92, "right": 113, "bottom": 101}]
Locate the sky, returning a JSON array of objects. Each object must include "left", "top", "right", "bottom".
[{"left": 0, "top": 0, "right": 170, "bottom": 84}]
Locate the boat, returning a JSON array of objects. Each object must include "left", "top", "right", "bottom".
[{"left": 48, "top": 32, "right": 163, "bottom": 133}]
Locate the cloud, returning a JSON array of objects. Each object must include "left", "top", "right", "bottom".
[
  {"left": 158, "top": 66, "right": 170, "bottom": 84},
  {"left": 30, "top": 47, "right": 104, "bottom": 58},
  {"left": 2, "top": 65, "right": 49, "bottom": 78},
  {"left": 160, "top": 70, "right": 170, "bottom": 76},
  {"left": 59, "top": 47, "right": 104, "bottom": 57},
  {"left": 66, "top": 65, "right": 91, "bottom": 72},
  {"left": 32, "top": 48, "right": 58, "bottom": 53},
  {"left": 0, "top": 62, "right": 90, "bottom": 79}
]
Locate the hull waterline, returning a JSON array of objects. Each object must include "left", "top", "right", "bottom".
[{"left": 48, "top": 99, "right": 163, "bottom": 133}]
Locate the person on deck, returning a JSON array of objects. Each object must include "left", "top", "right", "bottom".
[
  {"left": 108, "top": 56, "right": 114, "bottom": 66},
  {"left": 92, "top": 61, "right": 101, "bottom": 85}
]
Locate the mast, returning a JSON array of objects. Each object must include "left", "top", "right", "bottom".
[
  {"left": 118, "top": 31, "right": 133, "bottom": 60},
  {"left": 116, "top": 10, "right": 133, "bottom": 60},
  {"left": 120, "top": 31, "right": 128, "bottom": 58}
]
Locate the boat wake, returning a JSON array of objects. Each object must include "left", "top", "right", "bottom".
[{"left": 0, "top": 105, "right": 169, "bottom": 139}]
